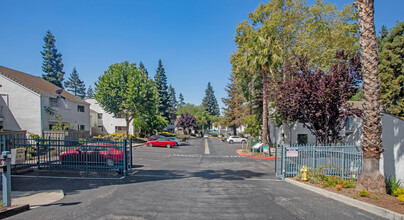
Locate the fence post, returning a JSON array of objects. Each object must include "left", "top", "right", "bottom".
[
  {"left": 123, "top": 139, "right": 127, "bottom": 176},
  {"left": 48, "top": 137, "right": 51, "bottom": 173},
  {"left": 129, "top": 138, "right": 132, "bottom": 173},
  {"left": 1, "top": 136, "right": 5, "bottom": 152},
  {"left": 85, "top": 138, "right": 88, "bottom": 176},
  {"left": 275, "top": 144, "right": 278, "bottom": 177},
  {"left": 281, "top": 144, "right": 286, "bottom": 180}
]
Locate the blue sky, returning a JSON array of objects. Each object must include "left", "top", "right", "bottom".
[{"left": 0, "top": 0, "right": 403, "bottom": 110}]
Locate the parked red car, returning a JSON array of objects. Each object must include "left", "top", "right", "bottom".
[
  {"left": 146, "top": 137, "right": 176, "bottom": 148},
  {"left": 59, "top": 142, "right": 124, "bottom": 166}
]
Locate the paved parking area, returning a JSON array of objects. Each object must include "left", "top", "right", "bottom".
[{"left": 8, "top": 138, "right": 382, "bottom": 219}]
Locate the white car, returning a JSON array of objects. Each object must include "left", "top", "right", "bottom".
[
  {"left": 227, "top": 136, "right": 247, "bottom": 144},
  {"left": 168, "top": 137, "right": 183, "bottom": 146}
]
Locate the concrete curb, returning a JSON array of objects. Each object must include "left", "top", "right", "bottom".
[
  {"left": 285, "top": 178, "right": 404, "bottom": 220},
  {"left": 236, "top": 150, "right": 275, "bottom": 160},
  {"left": 0, "top": 204, "right": 30, "bottom": 219},
  {"left": 4, "top": 190, "right": 65, "bottom": 209}
]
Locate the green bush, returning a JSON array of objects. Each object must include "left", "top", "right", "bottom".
[
  {"left": 385, "top": 175, "right": 402, "bottom": 195},
  {"left": 212, "top": 133, "right": 218, "bottom": 137},
  {"left": 358, "top": 190, "right": 370, "bottom": 197}
]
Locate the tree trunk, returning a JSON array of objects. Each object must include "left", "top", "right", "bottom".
[
  {"left": 261, "top": 68, "right": 271, "bottom": 145},
  {"left": 232, "top": 126, "right": 237, "bottom": 136},
  {"left": 355, "top": 0, "right": 385, "bottom": 193}
]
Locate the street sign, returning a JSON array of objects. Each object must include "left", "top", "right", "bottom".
[{"left": 286, "top": 147, "right": 299, "bottom": 157}]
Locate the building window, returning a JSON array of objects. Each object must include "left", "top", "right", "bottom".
[
  {"left": 297, "top": 134, "right": 308, "bottom": 145},
  {"left": 98, "top": 113, "right": 103, "bottom": 119},
  {"left": 50, "top": 98, "right": 58, "bottom": 107},
  {"left": 116, "top": 113, "right": 124, "bottom": 118},
  {"left": 98, "top": 126, "right": 103, "bottom": 132},
  {"left": 77, "top": 105, "right": 85, "bottom": 112},
  {"left": 115, "top": 126, "right": 126, "bottom": 133},
  {"left": 346, "top": 117, "right": 351, "bottom": 130},
  {"left": 78, "top": 125, "right": 85, "bottom": 130}
]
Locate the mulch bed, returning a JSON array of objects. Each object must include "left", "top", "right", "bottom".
[{"left": 292, "top": 178, "right": 404, "bottom": 215}]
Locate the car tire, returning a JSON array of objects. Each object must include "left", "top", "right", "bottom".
[
  {"left": 148, "top": 143, "right": 153, "bottom": 147},
  {"left": 166, "top": 144, "right": 171, "bottom": 148},
  {"left": 106, "top": 158, "right": 114, "bottom": 166},
  {"left": 229, "top": 140, "right": 234, "bottom": 144}
]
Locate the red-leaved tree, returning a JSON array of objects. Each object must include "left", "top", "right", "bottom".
[
  {"left": 271, "top": 51, "right": 362, "bottom": 144},
  {"left": 176, "top": 114, "right": 198, "bottom": 135}
]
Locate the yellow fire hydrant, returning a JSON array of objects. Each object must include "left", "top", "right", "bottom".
[{"left": 300, "top": 165, "right": 308, "bottom": 181}]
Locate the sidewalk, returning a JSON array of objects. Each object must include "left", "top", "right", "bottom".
[{"left": 0, "top": 190, "right": 64, "bottom": 209}]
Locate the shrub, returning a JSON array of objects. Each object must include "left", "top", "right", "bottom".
[
  {"left": 335, "top": 185, "right": 342, "bottom": 191},
  {"left": 212, "top": 133, "right": 218, "bottom": 137},
  {"left": 398, "top": 195, "right": 404, "bottom": 202},
  {"left": 353, "top": 196, "right": 357, "bottom": 199},
  {"left": 358, "top": 190, "right": 370, "bottom": 197},
  {"left": 393, "top": 188, "right": 404, "bottom": 197},
  {"left": 372, "top": 194, "right": 379, "bottom": 200},
  {"left": 385, "top": 175, "right": 403, "bottom": 195}
]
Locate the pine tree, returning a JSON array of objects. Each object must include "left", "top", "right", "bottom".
[
  {"left": 178, "top": 93, "right": 185, "bottom": 108},
  {"left": 64, "top": 67, "right": 86, "bottom": 99},
  {"left": 202, "top": 82, "right": 220, "bottom": 116},
  {"left": 154, "top": 59, "right": 170, "bottom": 119},
  {"left": 222, "top": 73, "right": 247, "bottom": 135},
  {"left": 379, "top": 21, "right": 404, "bottom": 119},
  {"left": 41, "top": 30, "right": 65, "bottom": 88},
  {"left": 86, "top": 85, "right": 95, "bottom": 99},
  {"left": 139, "top": 61, "right": 148, "bottom": 77},
  {"left": 168, "top": 85, "right": 177, "bottom": 122}
]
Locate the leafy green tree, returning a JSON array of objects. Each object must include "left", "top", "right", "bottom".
[
  {"left": 86, "top": 85, "right": 95, "bottom": 99},
  {"left": 222, "top": 73, "right": 247, "bottom": 135},
  {"left": 139, "top": 61, "right": 148, "bottom": 77},
  {"left": 202, "top": 82, "right": 220, "bottom": 117},
  {"left": 178, "top": 93, "right": 185, "bottom": 108},
  {"left": 231, "top": 0, "right": 358, "bottom": 145},
  {"left": 378, "top": 21, "right": 404, "bottom": 119},
  {"left": 64, "top": 67, "right": 86, "bottom": 99},
  {"left": 95, "top": 61, "right": 157, "bottom": 136},
  {"left": 41, "top": 30, "right": 65, "bottom": 88},
  {"left": 167, "top": 85, "right": 177, "bottom": 122},
  {"left": 177, "top": 104, "right": 212, "bottom": 132},
  {"left": 154, "top": 59, "right": 170, "bottom": 119}
]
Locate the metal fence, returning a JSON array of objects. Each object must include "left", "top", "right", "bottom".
[
  {"left": 275, "top": 144, "right": 363, "bottom": 180},
  {"left": 0, "top": 137, "right": 132, "bottom": 176}
]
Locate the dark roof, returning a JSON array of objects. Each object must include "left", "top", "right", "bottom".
[{"left": 0, "top": 66, "right": 88, "bottom": 105}]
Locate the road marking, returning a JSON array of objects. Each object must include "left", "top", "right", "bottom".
[{"left": 204, "top": 138, "right": 210, "bottom": 155}]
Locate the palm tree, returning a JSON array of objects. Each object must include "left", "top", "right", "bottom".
[
  {"left": 355, "top": 0, "right": 385, "bottom": 193},
  {"left": 247, "top": 35, "right": 281, "bottom": 146}
]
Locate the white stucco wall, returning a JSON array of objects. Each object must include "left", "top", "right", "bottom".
[
  {"left": 379, "top": 114, "right": 404, "bottom": 181},
  {"left": 0, "top": 74, "right": 42, "bottom": 134},
  {"left": 41, "top": 95, "right": 90, "bottom": 131},
  {"left": 86, "top": 99, "right": 134, "bottom": 135}
]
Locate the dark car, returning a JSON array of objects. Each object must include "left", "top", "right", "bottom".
[{"left": 148, "top": 135, "right": 166, "bottom": 141}]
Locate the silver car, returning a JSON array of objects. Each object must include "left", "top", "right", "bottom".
[{"left": 168, "top": 137, "right": 183, "bottom": 146}]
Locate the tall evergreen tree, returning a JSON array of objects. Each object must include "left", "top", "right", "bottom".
[
  {"left": 154, "top": 59, "right": 170, "bottom": 119},
  {"left": 222, "top": 73, "right": 247, "bottom": 135},
  {"left": 41, "top": 30, "right": 65, "bottom": 88},
  {"left": 168, "top": 85, "right": 178, "bottom": 122},
  {"left": 86, "top": 85, "right": 95, "bottom": 99},
  {"left": 139, "top": 61, "right": 148, "bottom": 77},
  {"left": 64, "top": 67, "right": 86, "bottom": 99},
  {"left": 178, "top": 93, "right": 185, "bottom": 108},
  {"left": 379, "top": 21, "right": 404, "bottom": 119},
  {"left": 202, "top": 82, "right": 220, "bottom": 116}
]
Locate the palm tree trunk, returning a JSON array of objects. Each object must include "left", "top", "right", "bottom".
[
  {"left": 355, "top": 0, "right": 385, "bottom": 193},
  {"left": 261, "top": 68, "right": 272, "bottom": 146}
]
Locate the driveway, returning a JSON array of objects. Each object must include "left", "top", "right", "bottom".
[{"left": 9, "top": 138, "right": 382, "bottom": 219}]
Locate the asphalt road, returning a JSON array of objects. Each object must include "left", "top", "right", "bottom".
[{"left": 9, "top": 138, "right": 382, "bottom": 220}]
